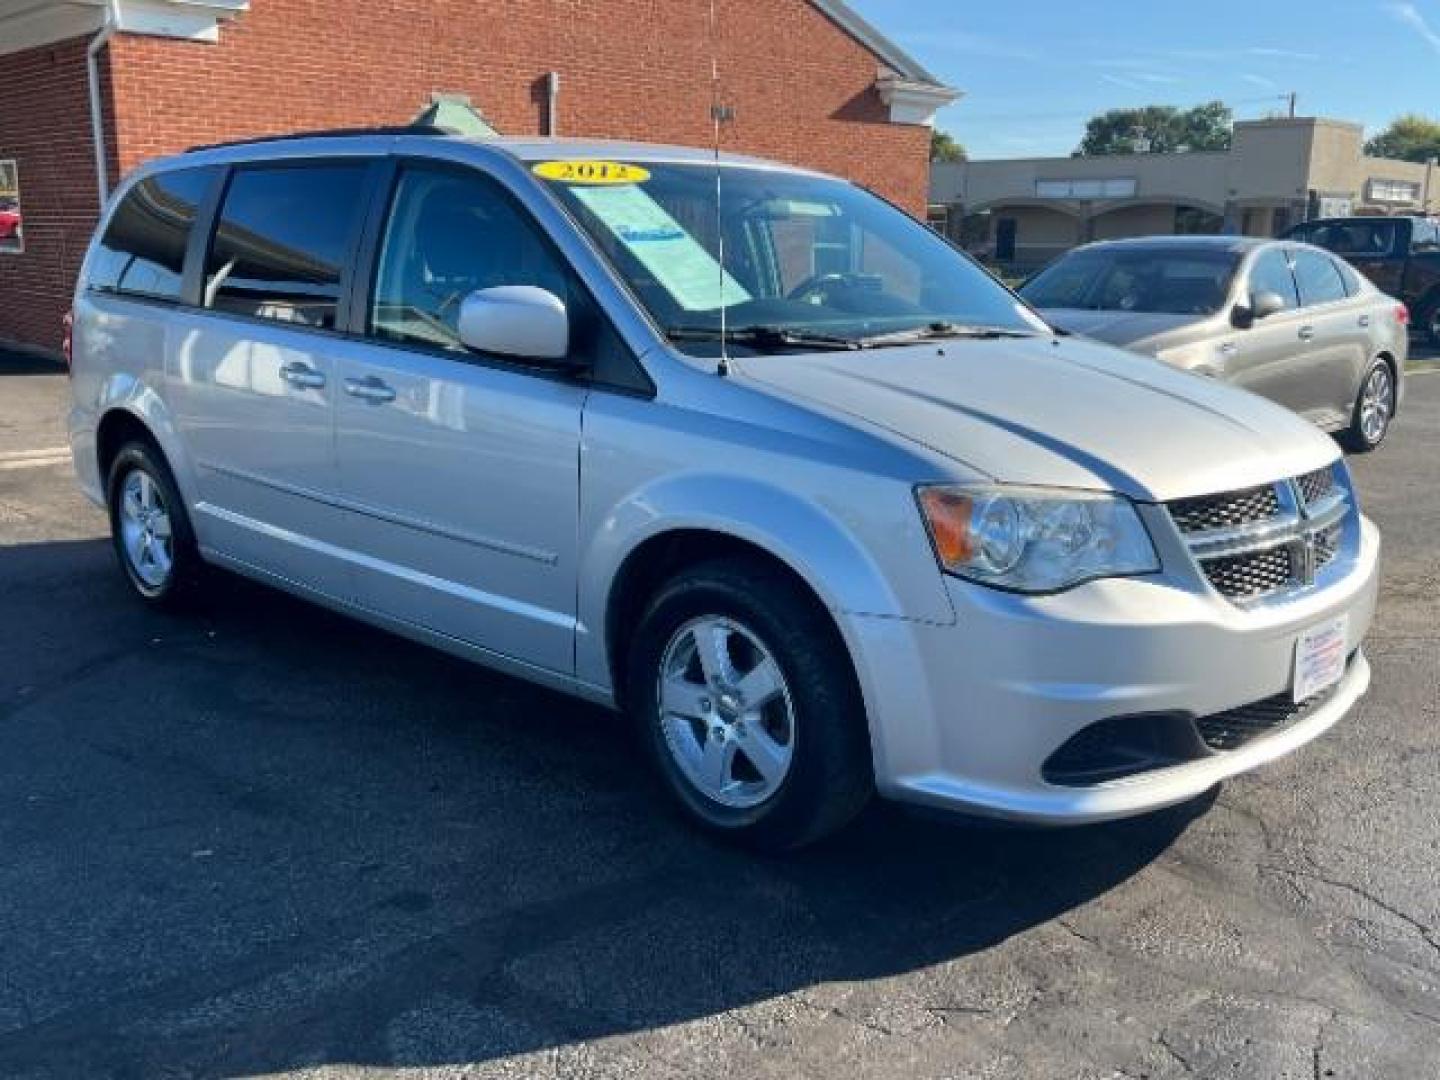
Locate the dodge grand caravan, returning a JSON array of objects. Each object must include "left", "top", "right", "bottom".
[{"left": 68, "top": 130, "right": 1380, "bottom": 849}]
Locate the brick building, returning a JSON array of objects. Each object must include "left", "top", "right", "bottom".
[{"left": 0, "top": 0, "right": 957, "bottom": 354}]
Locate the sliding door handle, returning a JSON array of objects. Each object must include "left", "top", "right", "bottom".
[
  {"left": 279, "top": 360, "right": 326, "bottom": 390},
  {"left": 344, "top": 375, "right": 397, "bottom": 404}
]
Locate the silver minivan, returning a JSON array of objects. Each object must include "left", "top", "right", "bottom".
[{"left": 68, "top": 131, "right": 1380, "bottom": 849}]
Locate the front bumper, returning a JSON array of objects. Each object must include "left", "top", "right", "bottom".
[{"left": 850, "top": 516, "right": 1380, "bottom": 825}]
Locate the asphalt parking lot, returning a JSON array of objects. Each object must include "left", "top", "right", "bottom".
[{"left": 1, "top": 351, "right": 1437, "bottom": 1079}]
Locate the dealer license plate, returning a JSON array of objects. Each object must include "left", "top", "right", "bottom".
[{"left": 1293, "top": 616, "right": 1348, "bottom": 704}]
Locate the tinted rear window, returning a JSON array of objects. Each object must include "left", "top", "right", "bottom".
[
  {"left": 204, "top": 163, "right": 370, "bottom": 329},
  {"left": 1298, "top": 220, "right": 1400, "bottom": 258},
  {"left": 88, "top": 167, "right": 219, "bottom": 301}
]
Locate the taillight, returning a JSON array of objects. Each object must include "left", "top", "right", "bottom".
[
  {"left": 61, "top": 309, "right": 73, "bottom": 371},
  {"left": 1396, "top": 303, "right": 1410, "bottom": 327}
]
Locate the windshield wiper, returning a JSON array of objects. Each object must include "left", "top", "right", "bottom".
[
  {"left": 665, "top": 325, "right": 862, "bottom": 352},
  {"left": 849, "top": 321, "right": 1042, "bottom": 347}
]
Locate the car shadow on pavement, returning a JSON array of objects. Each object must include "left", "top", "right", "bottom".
[{"left": 0, "top": 541, "right": 1209, "bottom": 1078}]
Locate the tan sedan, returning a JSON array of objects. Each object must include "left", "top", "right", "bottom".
[{"left": 1020, "top": 236, "right": 1410, "bottom": 450}]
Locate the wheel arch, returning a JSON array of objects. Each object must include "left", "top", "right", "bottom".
[
  {"left": 603, "top": 528, "right": 853, "bottom": 709},
  {"left": 91, "top": 374, "right": 197, "bottom": 505},
  {"left": 577, "top": 473, "right": 947, "bottom": 711}
]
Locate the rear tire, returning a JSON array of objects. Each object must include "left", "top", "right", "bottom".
[
  {"left": 106, "top": 441, "right": 207, "bottom": 610},
  {"left": 1421, "top": 296, "right": 1440, "bottom": 349},
  {"left": 626, "top": 557, "right": 873, "bottom": 851},
  {"left": 1341, "top": 358, "right": 1395, "bottom": 454}
]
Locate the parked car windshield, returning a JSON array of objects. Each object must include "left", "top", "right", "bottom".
[
  {"left": 536, "top": 161, "right": 1046, "bottom": 355},
  {"left": 1020, "top": 247, "right": 1241, "bottom": 316}
]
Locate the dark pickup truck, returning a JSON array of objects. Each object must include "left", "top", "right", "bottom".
[{"left": 1284, "top": 215, "right": 1440, "bottom": 346}]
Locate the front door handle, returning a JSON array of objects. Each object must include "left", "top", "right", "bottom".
[
  {"left": 344, "top": 375, "right": 397, "bottom": 404},
  {"left": 279, "top": 360, "right": 326, "bottom": 390},
  {"left": 1298, "top": 325, "right": 1316, "bottom": 341},
  {"left": 1358, "top": 314, "right": 1371, "bottom": 328}
]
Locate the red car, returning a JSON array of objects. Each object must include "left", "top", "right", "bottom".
[{"left": 0, "top": 200, "right": 21, "bottom": 243}]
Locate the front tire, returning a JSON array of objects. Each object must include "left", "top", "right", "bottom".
[
  {"left": 106, "top": 442, "right": 206, "bottom": 610},
  {"left": 1342, "top": 358, "right": 1396, "bottom": 453},
  {"left": 626, "top": 557, "right": 873, "bottom": 851}
]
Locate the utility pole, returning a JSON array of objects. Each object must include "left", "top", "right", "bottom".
[{"left": 1287, "top": 92, "right": 1297, "bottom": 119}]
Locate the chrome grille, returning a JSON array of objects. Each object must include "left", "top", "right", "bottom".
[
  {"left": 1167, "top": 465, "right": 1355, "bottom": 605},
  {"left": 1296, "top": 466, "right": 1337, "bottom": 508},
  {"left": 1168, "top": 485, "right": 1281, "bottom": 535},
  {"left": 1314, "top": 522, "right": 1342, "bottom": 568},
  {"left": 1201, "top": 547, "right": 1293, "bottom": 600}
]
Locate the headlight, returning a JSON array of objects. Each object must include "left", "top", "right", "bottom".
[{"left": 916, "top": 484, "right": 1159, "bottom": 593}]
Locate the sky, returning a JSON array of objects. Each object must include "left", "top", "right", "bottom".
[{"left": 846, "top": 0, "right": 1440, "bottom": 160}]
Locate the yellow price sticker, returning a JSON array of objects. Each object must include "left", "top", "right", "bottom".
[{"left": 532, "top": 160, "right": 651, "bottom": 185}]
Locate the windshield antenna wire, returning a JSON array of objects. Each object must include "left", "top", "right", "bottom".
[{"left": 708, "top": 0, "right": 730, "bottom": 376}]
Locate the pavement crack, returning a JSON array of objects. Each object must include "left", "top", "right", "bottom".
[
  {"left": 1312, "top": 1007, "right": 1338, "bottom": 1080},
  {"left": 1055, "top": 917, "right": 1101, "bottom": 948},
  {"left": 1156, "top": 1032, "right": 1200, "bottom": 1077},
  {"left": 1263, "top": 864, "right": 1440, "bottom": 962}
]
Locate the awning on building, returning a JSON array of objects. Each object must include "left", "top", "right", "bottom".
[{"left": 0, "top": 0, "right": 249, "bottom": 55}]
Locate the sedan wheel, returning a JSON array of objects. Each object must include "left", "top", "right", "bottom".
[
  {"left": 656, "top": 615, "right": 796, "bottom": 809},
  {"left": 1358, "top": 364, "right": 1394, "bottom": 446}
]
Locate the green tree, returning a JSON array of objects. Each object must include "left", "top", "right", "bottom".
[
  {"left": 1076, "top": 102, "right": 1233, "bottom": 156},
  {"left": 930, "top": 128, "right": 967, "bottom": 163},
  {"left": 1365, "top": 114, "right": 1440, "bottom": 163}
]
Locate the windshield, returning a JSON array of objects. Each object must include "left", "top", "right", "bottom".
[
  {"left": 1020, "top": 248, "right": 1240, "bottom": 316},
  {"left": 535, "top": 160, "right": 1046, "bottom": 355}
]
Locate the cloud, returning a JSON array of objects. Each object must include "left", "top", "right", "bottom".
[
  {"left": 1244, "top": 46, "right": 1322, "bottom": 61},
  {"left": 1100, "top": 72, "right": 1145, "bottom": 91},
  {"left": 1388, "top": 2, "right": 1440, "bottom": 54},
  {"left": 1241, "top": 73, "right": 1279, "bottom": 89}
]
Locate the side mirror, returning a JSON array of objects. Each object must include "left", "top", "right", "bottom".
[
  {"left": 1232, "top": 290, "right": 1287, "bottom": 329},
  {"left": 458, "top": 286, "right": 573, "bottom": 364}
]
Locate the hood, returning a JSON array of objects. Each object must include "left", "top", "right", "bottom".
[
  {"left": 734, "top": 336, "right": 1339, "bottom": 503},
  {"left": 1040, "top": 308, "right": 1204, "bottom": 351}
]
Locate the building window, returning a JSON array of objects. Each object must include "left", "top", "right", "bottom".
[
  {"left": 1035, "top": 178, "right": 1137, "bottom": 200},
  {"left": 1367, "top": 178, "right": 1421, "bottom": 204},
  {"left": 0, "top": 160, "right": 22, "bottom": 255}
]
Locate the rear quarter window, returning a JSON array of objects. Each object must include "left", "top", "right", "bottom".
[
  {"left": 87, "top": 167, "right": 220, "bottom": 301},
  {"left": 1292, "top": 249, "right": 1348, "bottom": 306}
]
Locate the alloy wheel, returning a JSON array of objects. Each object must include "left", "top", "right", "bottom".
[
  {"left": 656, "top": 615, "right": 796, "bottom": 809},
  {"left": 1359, "top": 365, "right": 1393, "bottom": 445},
  {"left": 118, "top": 468, "right": 175, "bottom": 590}
]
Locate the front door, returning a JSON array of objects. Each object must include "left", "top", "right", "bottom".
[
  {"left": 1223, "top": 246, "right": 1314, "bottom": 409},
  {"left": 334, "top": 162, "right": 591, "bottom": 674},
  {"left": 168, "top": 160, "right": 375, "bottom": 597},
  {"left": 995, "top": 217, "right": 1017, "bottom": 263}
]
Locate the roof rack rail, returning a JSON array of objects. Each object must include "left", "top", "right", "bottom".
[{"left": 186, "top": 123, "right": 456, "bottom": 154}]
